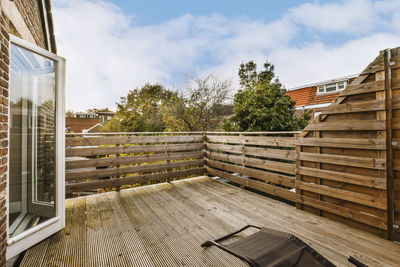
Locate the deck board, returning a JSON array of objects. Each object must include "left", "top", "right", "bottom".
[
  {"left": 21, "top": 176, "right": 400, "bottom": 267},
  {"left": 196, "top": 179, "right": 400, "bottom": 265}
]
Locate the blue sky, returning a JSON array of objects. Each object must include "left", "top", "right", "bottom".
[
  {"left": 106, "top": 0, "right": 311, "bottom": 25},
  {"left": 52, "top": 0, "right": 400, "bottom": 111}
]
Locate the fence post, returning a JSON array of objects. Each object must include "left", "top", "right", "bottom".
[
  {"left": 203, "top": 132, "right": 207, "bottom": 176},
  {"left": 115, "top": 143, "right": 120, "bottom": 191},
  {"left": 166, "top": 137, "right": 171, "bottom": 183},
  {"left": 294, "top": 132, "right": 302, "bottom": 210},
  {"left": 315, "top": 118, "right": 322, "bottom": 216},
  {"left": 239, "top": 133, "right": 247, "bottom": 188},
  {"left": 384, "top": 49, "right": 394, "bottom": 240}
]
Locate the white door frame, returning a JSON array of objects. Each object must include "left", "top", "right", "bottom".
[{"left": 6, "top": 35, "right": 66, "bottom": 260}]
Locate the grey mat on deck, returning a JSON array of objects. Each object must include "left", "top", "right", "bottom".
[{"left": 203, "top": 226, "right": 335, "bottom": 267}]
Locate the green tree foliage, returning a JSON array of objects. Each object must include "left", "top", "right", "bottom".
[
  {"left": 222, "top": 61, "right": 311, "bottom": 131},
  {"left": 101, "top": 83, "right": 173, "bottom": 132},
  {"left": 87, "top": 107, "right": 113, "bottom": 113},
  {"left": 65, "top": 110, "right": 75, "bottom": 118},
  {"left": 101, "top": 77, "right": 232, "bottom": 132}
]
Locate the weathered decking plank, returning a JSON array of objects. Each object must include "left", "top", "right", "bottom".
[
  {"left": 178, "top": 179, "right": 350, "bottom": 265},
  {"left": 85, "top": 195, "right": 107, "bottom": 267},
  {"left": 135, "top": 186, "right": 223, "bottom": 266},
  {"left": 65, "top": 197, "right": 87, "bottom": 267},
  {"left": 142, "top": 184, "right": 247, "bottom": 267},
  {"left": 193, "top": 177, "right": 400, "bottom": 265},
  {"left": 205, "top": 177, "right": 399, "bottom": 254},
  {"left": 118, "top": 190, "right": 180, "bottom": 266},
  {"left": 21, "top": 176, "right": 400, "bottom": 266},
  {"left": 105, "top": 192, "right": 155, "bottom": 267},
  {"left": 186, "top": 179, "right": 357, "bottom": 265},
  {"left": 125, "top": 188, "right": 210, "bottom": 266}
]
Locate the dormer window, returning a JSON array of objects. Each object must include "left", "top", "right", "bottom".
[
  {"left": 317, "top": 81, "right": 347, "bottom": 94},
  {"left": 325, "top": 83, "right": 337, "bottom": 92},
  {"left": 337, "top": 82, "right": 346, "bottom": 90}
]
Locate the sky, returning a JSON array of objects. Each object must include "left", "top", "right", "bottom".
[{"left": 52, "top": 0, "right": 400, "bottom": 111}]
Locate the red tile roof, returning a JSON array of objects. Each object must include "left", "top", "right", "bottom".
[{"left": 285, "top": 86, "right": 339, "bottom": 107}]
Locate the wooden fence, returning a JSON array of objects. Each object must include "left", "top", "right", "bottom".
[
  {"left": 65, "top": 133, "right": 206, "bottom": 194},
  {"left": 205, "top": 132, "right": 298, "bottom": 202},
  {"left": 296, "top": 47, "right": 400, "bottom": 240},
  {"left": 65, "top": 132, "right": 298, "bottom": 202}
]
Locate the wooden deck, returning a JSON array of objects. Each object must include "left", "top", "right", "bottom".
[{"left": 21, "top": 176, "right": 400, "bottom": 266}]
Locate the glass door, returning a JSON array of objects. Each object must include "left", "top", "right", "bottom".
[{"left": 7, "top": 36, "right": 65, "bottom": 259}]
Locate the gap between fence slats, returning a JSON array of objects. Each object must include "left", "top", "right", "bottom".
[
  {"left": 66, "top": 151, "right": 204, "bottom": 170},
  {"left": 206, "top": 159, "right": 295, "bottom": 188},
  {"left": 66, "top": 168, "right": 206, "bottom": 193},
  {"left": 206, "top": 167, "right": 296, "bottom": 202},
  {"left": 66, "top": 159, "right": 205, "bottom": 181},
  {"left": 66, "top": 135, "right": 204, "bottom": 146},
  {"left": 66, "top": 143, "right": 205, "bottom": 157}
]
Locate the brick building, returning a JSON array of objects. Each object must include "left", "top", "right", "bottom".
[
  {"left": 66, "top": 117, "right": 101, "bottom": 133},
  {"left": 286, "top": 74, "right": 357, "bottom": 118},
  {"left": 0, "top": 1, "right": 65, "bottom": 264},
  {"left": 66, "top": 109, "right": 115, "bottom": 133}
]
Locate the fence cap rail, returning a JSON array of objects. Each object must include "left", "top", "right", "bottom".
[{"left": 65, "top": 131, "right": 301, "bottom": 136}]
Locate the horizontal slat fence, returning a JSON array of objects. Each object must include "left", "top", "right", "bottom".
[
  {"left": 205, "top": 132, "right": 298, "bottom": 203},
  {"left": 296, "top": 49, "right": 393, "bottom": 239},
  {"left": 65, "top": 133, "right": 206, "bottom": 195}
]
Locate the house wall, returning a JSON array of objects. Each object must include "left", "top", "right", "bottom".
[
  {"left": 0, "top": 0, "right": 48, "bottom": 50},
  {"left": 66, "top": 118, "right": 102, "bottom": 133},
  {"left": 0, "top": 0, "right": 52, "bottom": 264},
  {"left": 0, "top": 9, "right": 9, "bottom": 266},
  {"left": 12, "top": 0, "right": 47, "bottom": 49},
  {"left": 288, "top": 77, "right": 357, "bottom": 121}
]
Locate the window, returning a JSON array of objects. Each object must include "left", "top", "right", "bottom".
[
  {"left": 7, "top": 35, "right": 65, "bottom": 260},
  {"left": 325, "top": 83, "right": 337, "bottom": 92},
  {"left": 337, "top": 82, "right": 346, "bottom": 90},
  {"left": 317, "top": 81, "right": 347, "bottom": 94}
]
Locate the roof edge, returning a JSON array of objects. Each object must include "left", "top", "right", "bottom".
[{"left": 287, "top": 74, "right": 358, "bottom": 92}]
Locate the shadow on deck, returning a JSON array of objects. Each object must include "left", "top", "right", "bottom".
[{"left": 21, "top": 177, "right": 400, "bottom": 266}]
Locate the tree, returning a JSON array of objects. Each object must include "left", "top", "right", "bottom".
[
  {"left": 87, "top": 107, "right": 113, "bottom": 113},
  {"left": 162, "top": 75, "right": 231, "bottom": 131},
  {"left": 65, "top": 110, "right": 75, "bottom": 118},
  {"left": 222, "top": 61, "right": 310, "bottom": 132},
  {"left": 101, "top": 83, "right": 173, "bottom": 132}
]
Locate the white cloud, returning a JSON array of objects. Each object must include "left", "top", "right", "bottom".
[
  {"left": 287, "top": 0, "right": 376, "bottom": 34},
  {"left": 52, "top": 0, "right": 400, "bottom": 111},
  {"left": 271, "top": 33, "right": 400, "bottom": 88}
]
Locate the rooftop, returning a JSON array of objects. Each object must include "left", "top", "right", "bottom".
[
  {"left": 285, "top": 87, "right": 340, "bottom": 108},
  {"left": 285, "top": 74, "right": 358, "bottom": 108},
  {"left": 65, "top": 117, "right": 101, "bottom": 133},
  {"left": 20, "top": 177, "right": 400, "bottom": 266},
  {"left": 286, "top": 74, "right": 358, "bottom": 92}
]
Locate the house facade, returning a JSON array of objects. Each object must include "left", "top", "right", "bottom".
[
  {"left": 286, "top": 74, "right": 357, "bottom": 118},
  {"left": 0, "top": 1, "right": 65, "bottom": 264},
  {"left": 66, "top": 109, "right": 115, "bottom": 133},
  {"left": 66, "top": 117, "right": 101, "bottom": 133}
]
